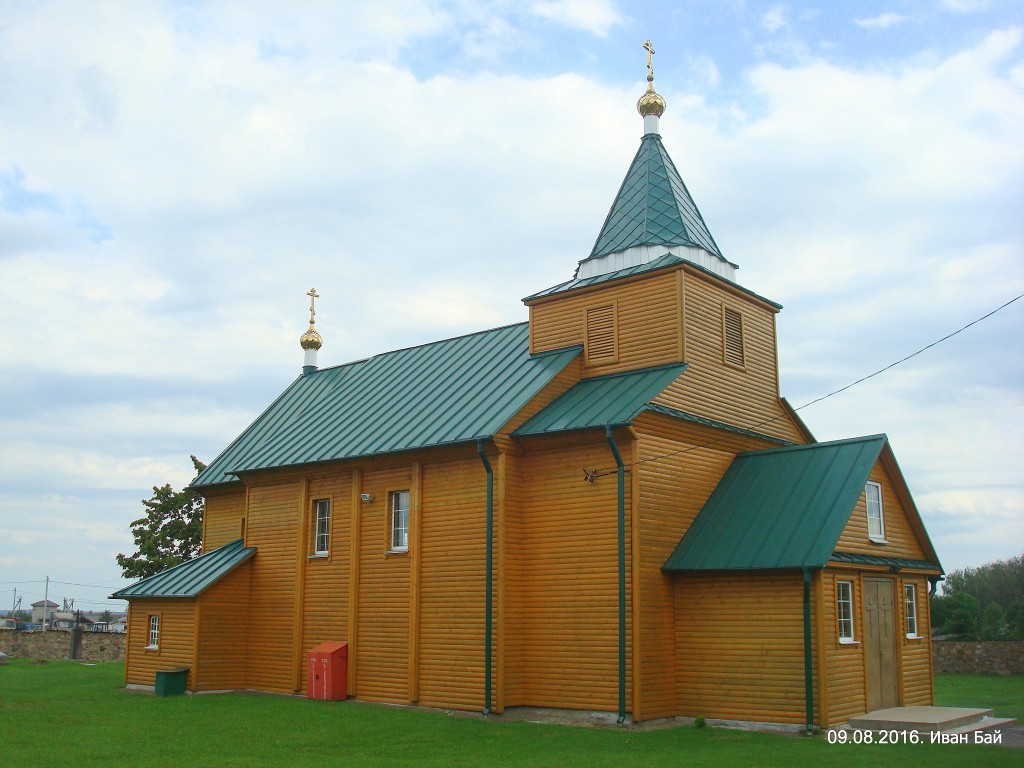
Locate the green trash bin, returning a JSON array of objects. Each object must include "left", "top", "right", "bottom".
[{"left": 154, "top": 667, "right": 189, "bottom": 697}]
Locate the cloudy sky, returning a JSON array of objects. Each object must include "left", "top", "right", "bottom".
[{"left": 1, "top": 0, "right": 1021, "bottom": 614}]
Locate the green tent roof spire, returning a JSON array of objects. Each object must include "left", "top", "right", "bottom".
[{"left": 576, "top": 43, "right": 736, "bottom": 282}]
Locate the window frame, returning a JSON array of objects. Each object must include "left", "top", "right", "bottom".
[
  {"left": 146, "top": 615, "right": 160, "bottom": 650},
  {"left": 865, "top": 481, "right": 887, "bottom": 543},
  {"left": 312, "top": 498, "right": 331, "bottom": 557},
  {"left": 837, "top": 580, "right": 856, "bottom": 644},
  {"left": 390, "top": 490, "right": 410, "bottom": 552},
  {"left": 904, "top": 583, "right": 920, "bottom": 639}
]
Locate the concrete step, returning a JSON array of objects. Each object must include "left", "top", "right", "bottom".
[
  {"left": 944, "top": 717, "right": 1017, "bottom": 736},
  {"left": 849, "top": 706, "right": 998, "bottom": 733}
]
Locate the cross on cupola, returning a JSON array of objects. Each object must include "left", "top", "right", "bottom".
[{"left": 299, "top": 287, "right": 324, "bottom": 375}]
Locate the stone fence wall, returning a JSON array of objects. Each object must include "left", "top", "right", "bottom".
[
  {"left": 932, "top": 641, "right": 1024, "bottom": 675},
  {"left": 0, "top": 628, "right": 125, "bottom": 662}
]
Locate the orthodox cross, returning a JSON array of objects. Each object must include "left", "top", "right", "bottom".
[
  {"left": 643, "top": 39, "right": 656, "bottom": 86},
  {"left": 306, "top": 288, "right": 320, "bottom": 324}
]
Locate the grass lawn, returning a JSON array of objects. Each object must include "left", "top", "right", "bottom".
[
  {"left": 934, "top": 674, "right": 1024, "bottom": 722},
  {"left": 1, "top": 660, "right": 1019, "bottom": 767}
]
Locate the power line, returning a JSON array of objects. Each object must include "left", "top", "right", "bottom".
[{"left": 588, "top": 291, "right": 1023, "bottom": 475}]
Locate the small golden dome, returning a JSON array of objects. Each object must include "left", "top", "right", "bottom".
[
  {"left": 300, "top": 325, "right": 323, "bottom": 351},
  {"left": 637, "top": 89, "right": 666, "bottom": 118}
]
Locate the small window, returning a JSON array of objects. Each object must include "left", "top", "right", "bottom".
[
  {"left": 865, "top": 481, "right": 886, "bottom": 542},
  {"left": 313, "top": 499, "right": 330, "bottom": 555},
  {"left": 147, "top": 615, "right": 160, "bottom": 649},
  {"left": 904, "top": 584, "right": 919, "bottom": 638},
  {"left": 390, "top": 491, "right": 410, "bottom": 552},
  {"left": 585, "top": 304, "right": 617, "bottom": 364},
  {"left": 837, "top": 581, "right": 855, "bottom": 643},
  {"left": 722, "top": 306, "right": 745, "bottom": 368}
]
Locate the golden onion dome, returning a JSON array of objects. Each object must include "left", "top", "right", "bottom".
[
  {"left": 637, "top": 88, "right": 666, "bottom": 117},
  {"left": 300, "top": 324, "right": 323, "bottom": 351}
]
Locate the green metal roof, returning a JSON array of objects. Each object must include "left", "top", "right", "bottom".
[
  {"left": 111, "top": 539, "right": 255, "bottom": 599},
  {"left": 524, "top": 253, "right": 685, "bottom": 301},
  {"left": 193, "top": 323, "right": 581, "bottom": 487},
  {"left": 829, "top": 552, "right": 942, "bottom": 573},
  {"left": 585, "top": 133, "right": 723, "bottom": 263},
  {"left": 664, "top": 435, "right": 893, "bottom": 572},
  {"left": 513, "top": 363, "right": 687, "bottom": 436}
]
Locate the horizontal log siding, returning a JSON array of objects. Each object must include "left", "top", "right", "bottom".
[
  {"left": 528, "top": 272, "right": 682, "bottom": 377},
  {"left": 675, "top": 573, "right": 817, "bottom": 724},
  {"left": 299, "top": 470, "right": 353, "bottom": 694},
  {"left": 836, "top": 465, "right": 927, "bottom": 560},
  {"left": 245, "top": 481, "right": 300, "bottom": 693},
  {"left": 518, "top": 435, "right": 633, "bottom": 711},
  {"left": 125, "top": 599, "right": 195, "bottom": 689},
  {"left": 899, "top": 575, "right": 933, "bottom": 706},
  {"left": 201, "top": 487, "right": 246, "bottom": 551},
  {"left": 356, "top": 467, "right": 412, "bottom": 704},
  {"left": 502, "top": 449, "right": 525, "bottom": 707},
  {"left": 417, "top": 456, "right": 487, "bottom": 710},
  {"left": 195, "top": 563, "right": 251, "bottom": 691},
  {"left": 654, "top": 271, "right": 805, "bottom": 444},
  {"left": 821, "top": 569, "right": 867, "bottom": 724},
  {"left": 637, "top": 432, "right": 734, "bottom": 720}
]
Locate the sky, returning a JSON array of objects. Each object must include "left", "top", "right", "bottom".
[{"left": 0, "top": 0, "right": 1021, "bottom": 615}]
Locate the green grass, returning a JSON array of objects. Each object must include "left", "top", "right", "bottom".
[
  {"left": 0, "top": 660, "right": 1018, "bottom": 767},
  {"left": 934, "top": 674, "right": 1024, "bottom": 722}
]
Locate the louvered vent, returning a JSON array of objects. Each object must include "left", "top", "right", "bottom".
[
  {"left": 723, "top": 307, "right": 745, "bottom": 367},
  {"left": 586, "top": 304, "right": 617, "bottom": 364}
]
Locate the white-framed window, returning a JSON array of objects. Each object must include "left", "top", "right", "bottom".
[
  {"left": 390, "top": 490, "right": 409, "bottom": 552},
  {"left": 837, "top": 581, "right": 855, "bottom": 643},
  {"left": 904, "top": 584, "right": 919, "bottom": 638},
  {"left": 147, "top": 615, "right": 160, "bottom": 649},
  {"left": 865, "top": 481, "right": 886, "bottom": 542},
  {"left": 313, "top": 499, "right": 330, "bottom": 555}
]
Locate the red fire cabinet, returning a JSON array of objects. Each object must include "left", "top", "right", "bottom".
[{"left": 306, "top": 641, "right": 348, "bottom": 701}]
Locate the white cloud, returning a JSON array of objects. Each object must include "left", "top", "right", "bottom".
[
  {"left": 762, "top": 5, "right": 788, "bottom": 32},
  {"left": 942, "top": 0, "right": 991, "bottom": 12},
  {"left": 854, "top": 12, "right": 906, "bottom": 29},
  {"left": 529, "top": 0, "right": 624, "bottom": 37}
]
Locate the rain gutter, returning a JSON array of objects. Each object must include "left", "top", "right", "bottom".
[
  {"left": 476, "top": 439, "right": 494, "bottom": 716},
  {"left": 605, "top": 426, "right": 627, "bottom": 725}
]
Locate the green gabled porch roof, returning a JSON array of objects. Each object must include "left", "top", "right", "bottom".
[
  {"left": 663, "top": 435, "right": 943, "bottom": 572},
  {"left": 193, "top": 323, "right": 581, "bottom": 488},
  {"left": 111, "top": 539, "right": 255, "bottom": 599},
  {"left": 584, "top": 133, "right": 725, "bottom": 265},
  {"left": 513, "top": 363, "right": 687, "bottom": 436}
]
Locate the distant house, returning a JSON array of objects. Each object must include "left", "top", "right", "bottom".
[
  {"left": 0, "top": 617, "right": 18, "bottom": 630},
  {"left": 31, "top": 600, "right": 58, "bottom": 625},
  {"left": 49, "top": 612, "right": 93, "bottom": 630},
  {"left": 113, "top": 56, "right": 943, "bottom": 728}
]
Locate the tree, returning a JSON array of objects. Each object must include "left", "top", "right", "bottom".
[
  {"left": 116, "top": 456, "right": 206, "bottom": 580},
  {"left": 945, "top": 592, "right": 980, "bottom": 639},
  {"left": 980, "top": 603, "right": 1006, "bottom": 641},
  {"left": 99, "top": 610, "right": 113, "bottom": 623}
]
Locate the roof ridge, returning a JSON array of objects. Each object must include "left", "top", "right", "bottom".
[
  {"left": 311, "top": 321, "right": 530, "bottom": 373},
  {"left": 738, "top": 433, "right": 888, "bottom": 458}
]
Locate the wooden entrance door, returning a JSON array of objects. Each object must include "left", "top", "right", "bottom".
[{"left": 863, "top": 578, "right": 899, "bottom": 710}]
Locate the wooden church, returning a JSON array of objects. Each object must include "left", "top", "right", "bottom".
[{"left": 114, "top": 46, "right": 943, "bottom": 729}]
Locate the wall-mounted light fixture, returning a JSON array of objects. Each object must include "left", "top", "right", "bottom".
[{"left": 360, "top": 493, "right": 374, "bottom": 503}]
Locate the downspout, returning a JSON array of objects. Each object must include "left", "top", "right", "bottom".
[
  {"left": 476, "top": 440, "right": 494, "bottom": 717},
  {"left": 802, "top": 567, "right": 814, "bottom": 735},
  {"left": 605, "top": 426, "right": 626, "bottom": 725},
  {"left": 928, "top": 575, "right": 944, "bottom": 597}
]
